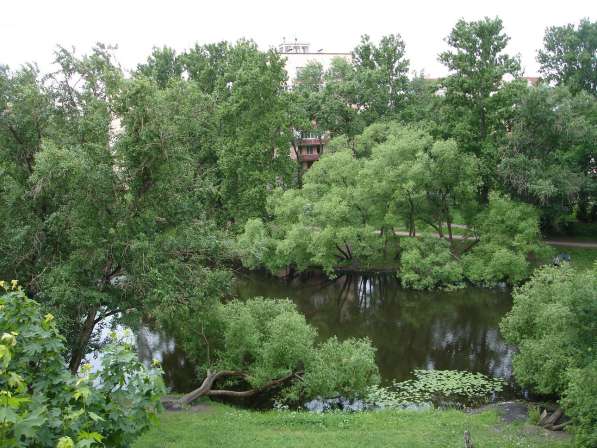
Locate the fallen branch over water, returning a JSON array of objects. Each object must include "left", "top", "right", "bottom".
[{"left": 168, "top": 369, "right": 303, "bottom": 409}]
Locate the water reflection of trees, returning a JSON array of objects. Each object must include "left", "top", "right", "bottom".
[
  {"left": 291, "top": 273, "right": 514, "bottom": 382},
  {"left": 136, "top": 327, "right": 199, "bottom": 393}
]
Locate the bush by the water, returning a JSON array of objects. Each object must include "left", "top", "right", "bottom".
[
  {"left": 0, "top": 282, "right": 165, "bottom": 448},
  {"left": 179, "top": 297, "right": 380, "bottom": 404},
  {"left": 500, "top": 264, "right": 597, "bottom": 446},
  {"left": 399, "top": 237, "right": 463, "bottom": 289}
]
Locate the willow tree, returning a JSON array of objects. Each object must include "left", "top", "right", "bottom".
[
  {"left": 0, "top": 45, "right": 231, "bottom": 372},
  {"left": 176, "top": 297, "right": 379, "bottom": 407}
]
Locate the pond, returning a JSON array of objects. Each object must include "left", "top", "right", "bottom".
[{"left": 131, "top": 271, "right": 515, "bottom": 393}]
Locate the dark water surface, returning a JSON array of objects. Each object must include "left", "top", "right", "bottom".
[{"left": 135, "top": 271, "right": 515, "bottom": 393}]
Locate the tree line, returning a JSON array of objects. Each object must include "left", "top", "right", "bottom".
[{"left": 0, "top": 15, "right": 595, "bottom": 400}]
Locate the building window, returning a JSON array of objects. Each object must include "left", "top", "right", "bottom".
[{"left": 306, "top": 146, "right": 313, "bottom": 155}]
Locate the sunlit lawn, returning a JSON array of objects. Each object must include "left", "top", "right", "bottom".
[{"left": 133, "top": 403, "right": 572, "bottom": 448}]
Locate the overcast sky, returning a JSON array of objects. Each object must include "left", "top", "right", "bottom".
[{"left": 2, "top": 0, "right": 594, "bottom": 77}]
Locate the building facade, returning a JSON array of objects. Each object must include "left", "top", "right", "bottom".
[
  {"left": 290, "top": 131, "right": 328, "bottom": 171},
  {"left": 278, "top": 39, "right": 350, "bottom": 169}
]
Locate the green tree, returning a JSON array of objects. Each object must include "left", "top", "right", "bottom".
[
  {"left": 352, "top": 34, "right": 410, "bottom": 122},
  {"left": 500, "top": 265, "right": 596, "bottom": 446},
  {"left": 179, "top": 42, "right": 229, "bottom": 93},
  {"left": 400, "top": 73, "right": 442, "bottom": 125},
  {"left": 359, "top": 125, "right": 431, "bottom": 237},
  {"left": 294, "top": 61, "right": 324, "bottom": 96},
  {"left": 399, "top": 236, "right": 463, "bottom": 290},
  {"left": 463, "top": 193, "right": 548, "bottom": 285},
  {"left": 318, "top": 57, "right": 364, "bottom": 140},
  {"left": 538, "top": 18, "right": 597, "bottom": 95},
  {"left": 176, "top": 297, "right": 379, "bottom": 406},
  {"left": 498, "top": 85, "right": 597, "bottom": 230},
  {"left": 135, "top": 40, "right": 297, "bottom": 225},
  {"left": 238, "top": 150, "right": 383, "bottom": 275},
  {"left": 417, "top": 139, "right": 480, "bottom": 240},
  {"left": 136, "top": 46, "right": 182, "bottom": 88},
  {"left": 439, "top": 17, "right": 521, "bottom": 198},
  {"left": 213, "top": 40, "right": 295, "bottom": 224},
  {"left": 0, "top": 45, "right": 232, "bottom": 373}
]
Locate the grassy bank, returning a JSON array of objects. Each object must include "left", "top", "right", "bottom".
[
  {"left": 555, "top": 247, "right": 597, "bottom": 271},
  {"left": 133, "top": 403, "right": 571, "bottom": 448}
]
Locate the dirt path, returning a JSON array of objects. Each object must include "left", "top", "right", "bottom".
[
  {"left": 544, "top": 240, "right": 597, "bottom": 249},
  {"left": 392, "top": 229, "right": 597, "bottom": 248}
]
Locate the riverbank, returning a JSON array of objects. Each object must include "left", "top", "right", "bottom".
[{"left": 133, "top": 402, "right": 572, "bottom": 447}]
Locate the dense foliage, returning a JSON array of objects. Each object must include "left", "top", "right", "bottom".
[
  {"left": 462, "top": 192, "right": 551, "bottom": 285},
  {"left": 238, "top": 124, "right": 546, "bottom": 287},
  {"left": 399, "top": 237, "right": 463, "bottom": 290},
  {"left": 175, "top": 297, "right": 379, "bottom": 405},
  {"left": 500, "top": 265, "right": 597, "bottom": 446},
  {"left": 1, "top": 13, "right": 596, "bottom": 443},
  {"left": 0, "top": 283, "right": 164, "bottom": 447},
  {"left": 0, "top": 42, "right": 273, "bottom": 371},
  {"left": 538, "top": 18, "right": 597, "bottom": 95},
  {"left": 498, "top": 86, "right": 597, "bottom": 230}
]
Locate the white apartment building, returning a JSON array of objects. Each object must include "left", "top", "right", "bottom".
[{"left": 277, "top": 38, "right": 351, "bottom": 86}]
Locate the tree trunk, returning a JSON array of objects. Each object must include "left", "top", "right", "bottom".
[
  {"left": 538, "top": 409, "right": 550, "bottom": 426},
  {"left": 464, "top": 430, "right": 474, "bottom": 448},
  {"left": 177, "top": 370, "right": 300, "bottom": 407},
  {"left": 69, "top": 306, "right": 99, "bottom": 374},
  {"left": 291, "top": 141, "right": 303, "bottom": 189},
  {"left": 543, "top": 408, "right": 563, "bottom": 429},
  {"left": 550, "top": 421, "right": 570, "bottom": 431}
]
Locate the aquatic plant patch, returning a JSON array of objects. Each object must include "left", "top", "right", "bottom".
[{"left": 366, "top": 370, "right": 505, "bottom": 408}]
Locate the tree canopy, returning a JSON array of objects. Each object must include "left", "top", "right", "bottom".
[{"left": 538, "top": 18, "right": 597, "bottom": 95}]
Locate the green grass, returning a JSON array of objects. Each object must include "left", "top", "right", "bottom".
[
  {"left": 536, "top": 247, "right": 597, "bottom": 272},
  {"left": 133, "top": 403, "right": 572, "bottom": 448},
  {"left": 563, "top": 247, "right": 597, "bottom": 271}
]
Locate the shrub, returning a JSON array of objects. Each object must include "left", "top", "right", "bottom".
[
  {"left": 301, "top": 337, "right": 380, "bottom": 399},
  {"left": 0, "top": 282, "right": 164, "bottom": 448},
  {"left": 236, "top": 218, "right": 275, "bottom": 270},
  {"left": 561, "top": 362, "right": 597, "bottom": 447},
  {"left": 463, "top": 193, "right": 549, "bottom": 286},
  {"left": 216, "top": 298, "right": 316, "bottom": 387},
  {"left": 463, "top": 244, "right": 528, "bottom": 286},
  {"left": 500, "top": 265, "right": 596, "bottom": 446},
  {"left": 500, "top": 264, "right": 596, "bottom": 394},
  {"left": 399, "top": 236, "right": 463, "bottom": 289},
  {"left": 181, "top": 297, "right": 380, "bottom": 405}
]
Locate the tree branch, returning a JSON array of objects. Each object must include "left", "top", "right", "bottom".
[{"left": 178, "top": 370, "right": 301, "bottom": 406}]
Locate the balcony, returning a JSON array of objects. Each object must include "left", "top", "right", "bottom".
[
  {"left": 299, "top": 137, "right": 324, "bottom": 145},
  {"left": 301, "top": 153, "right": 320, "bottom": 162}
]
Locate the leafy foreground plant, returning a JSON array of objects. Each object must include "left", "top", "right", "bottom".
[
  {"left": 366, "top": 370, "right": 504, "bottom": 409},
  {"left": 0, "top": 282, "right": 165, "bottom": 448}
]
